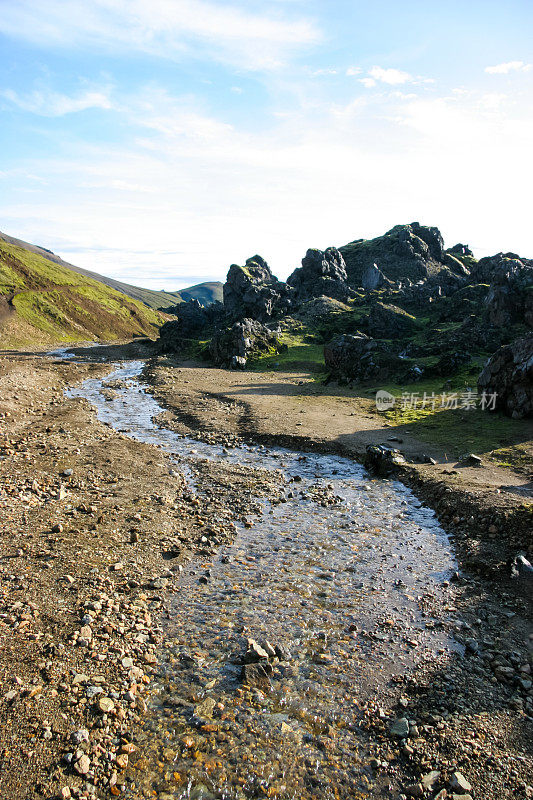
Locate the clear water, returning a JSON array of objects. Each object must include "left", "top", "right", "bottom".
[{"left": 68, "top": 361, "right": 457, "bottom": 799}]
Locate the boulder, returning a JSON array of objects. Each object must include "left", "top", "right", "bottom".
[
  {"left": 340, "top": 222, "right": 448, "bottom": 286},
  {"left": 323, "top": 333, "right": 395, "bottom": 382},
  {"left": 448, "top": 243, "right": 473, "bottom": 257},
  {"left": 361, "top": 262, "right": 394, "bottom": 290},
  {"left": 294, "top": 296, "right": 351, "bottom": 322},
  {"left": 223, "top": 255, "right": 290, "bottom": 321},
  {"left": 368, "top": 303, "right": 419, "bottom": 338},
  {"left": 287, "top": 247, "right": 351, "bottom": 302},
  {"left": 365, "top": 445, "right": 407, "bottom": 476},
  {"left": 158, "top": 300, "right": 224, "bottom": 351},
  {"left": 209, "top": 318, "right": 280, "bottom": 368},
  {"left": 477, "top": 333, "right": 533, "bottom": 418},
  {"left": 472, "top": 251, "right": 533, "bottom": 285}
]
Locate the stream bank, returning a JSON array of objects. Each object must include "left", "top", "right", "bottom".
[{"left": 0, "top": 346, "right": 531, "bottom": 800}]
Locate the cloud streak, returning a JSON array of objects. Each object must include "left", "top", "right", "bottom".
[
  {"left": 3, "top": 81, "right": 533, "bottom": 289},
  {"left": 485, "top": 60, "right": 532, "bottom": 74},
  {"left": 1, "top": 86, "right": 114, "bottom": 116},
  {"left": 0, "top": 0, "right": 320, "bottom": 70}
]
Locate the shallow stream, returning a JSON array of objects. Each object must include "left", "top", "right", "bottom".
[{"left": 66, "top": 359, "right": 458, "bottom": 799}]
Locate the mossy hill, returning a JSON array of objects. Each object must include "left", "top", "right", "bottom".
[
  {"left": 0, "top": 239, "right": 166, "bottom": 348},
  {"left": 0, "top": 232, "right": 223, "bottom": 310}
]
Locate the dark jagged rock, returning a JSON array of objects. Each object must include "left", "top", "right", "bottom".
[
  {"left": 158, "top": 300, "right": 224, "bottom": 351},
  {"left": 323, "top": 333, "right": 396, "bottom": 381},
  {"left": 473, "top": 254, "right": 533, "bottom": 327},
  {"left": 209, "top": 318, "right": 280, "bottom": 369},
  {"left": 364, "top": 445, "right": 407, "bottom": 476},
  {"left": 287, "top": 247, "right": 351, "bottom": 302},
  {"left": 368, "top": 303, "right": 419, "bottom": 338},
  {"left": 433, "top": 350, "right": 472, "bottom": 376},
  {"left": 361, "top": 262, "right": 393, "bottom": 290},
  {"left": 437, "top": 284, "right": 491, "bottom": 323},
  {"left": 340, "top": 222, "right": 460, "bottom": 287},
  {"left": 472, "top": 252, "right": 532, "bottom": 283},
  {"left": 223, "top": 255, "right": 291, "bottom": 321},
  {"left": 448, "top": 243, "right": 474, "bottom": 257},
  {"left": 478, "top": 333, "right": 533, "bottom": 418}
]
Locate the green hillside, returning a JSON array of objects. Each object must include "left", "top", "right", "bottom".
[
  {"left": 179, "top": 281, "right": 223, "bottom": 305},
  {"left": 0, "top": 239, "right": 165, "bottom": 349},
  {"left": 0, "top": 232, "right": 223, "bottom": 310}
]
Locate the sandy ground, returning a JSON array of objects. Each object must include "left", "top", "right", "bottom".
[{"left": 0, "top": 344, "right": 532, "bottom": 800}]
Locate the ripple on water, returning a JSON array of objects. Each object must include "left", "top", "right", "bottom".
[{"left": 68, "top": 361, "right": 458, "bottom": 799}]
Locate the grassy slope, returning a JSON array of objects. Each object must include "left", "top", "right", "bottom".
[
  {"left": 0, "top": 232, "right": 223, "bottom": 309},
  {"left": 0, "top": 240, "right": 165, "bottom": 348},
  {"left": 179, "top": 282, "right": 223, "bottom": 305}
]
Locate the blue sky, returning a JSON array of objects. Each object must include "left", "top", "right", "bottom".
[{"left": 1, "top": 0, "right": 532, "bottom": 290}]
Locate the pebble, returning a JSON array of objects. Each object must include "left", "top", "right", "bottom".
[
  {"left": 390, "top": 717, "right": 410, "bottom": 738},
  {"left": 450, "top": 772, "right": 472, "bottom": 793},
  {"left": 74, "top": 753, "right": 90, "bottom": 775},
  {"left": 97, "top": 696, "right": 115, "bottom": 713}
]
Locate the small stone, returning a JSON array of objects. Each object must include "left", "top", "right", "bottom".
[
  {"left": 421, "top": 771, "right": 441, "bottom": 791},
  {"left": 115, "top": 753, "right": 128, "bottom": 770},
  {"left": 74, "top": 753, "right": 90, "bottom": 775},
  {"left": 241, "top": 663, "right": 271, "bottom": 692},
  {"left": 79, "top": 625, "right": 92, "bottom": 642},
  {"left": 97, "top": 696, "right": 115, "bottom": 714},
  {"left": 262, "top": 641, "right": 277, "bottom": 658},
  {"left": 111, "top": 562, "right": 124, "bottom": 572},
  {"left": 449, "top": 772, "right": 472, "bottom": 793},
  {"left": 194, "top": 697, "right": 217, "bottom": 719},
  {"left": 244, "top": 638, "right": 269, "bottom": 663},
  {"left": 389, "top": 717, "right": 410, "bottom": 738},
  {"left": 59, "top": 787, "right": 71, "bottom": 799},
  {"left": 404, "top": 784, "right": 424, "bottom": 798},
  {"left": 70, "top": 729, "right": 89, "bottom": 745},
  {"left": 121, "top": 657, "right": 134, "bottom": 669},
  {"left": 62, "top": 468, "right": 73, "bottom": 477}
]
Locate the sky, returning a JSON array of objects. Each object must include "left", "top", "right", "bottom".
[{"left": 1, "top": 0, "right": 532, "bottom": 290}]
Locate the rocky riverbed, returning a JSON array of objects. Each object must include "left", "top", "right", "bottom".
[{"left": 0, "top": 345, "right": 532, "bottom": 800}]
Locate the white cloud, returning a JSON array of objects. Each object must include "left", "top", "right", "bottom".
[
  {"left": 310, "top": 68, "right": 338, "bottom": 77},
  {"left": 359, "top": 77, "right": 376, "bottom": 88},
  {"left": 368, "top": 66, "right": 412, "bottom": 85},
  {"left": 1, "top": 86, "right": 114, "bottom": 116},
  {"left": 0, "top": 0, "right": 320, "bottom": 70},
  {"left": 2, "top": 80, "right": 533, "bottom": 289},
  {"left": 485, "top": 60, "right": 532, "bottom": 74},
  {"left": 346, "top": 67, "right": 362, "bottom": 77}
]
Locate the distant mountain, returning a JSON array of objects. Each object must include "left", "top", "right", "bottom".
[
  {"left": 179, "top": 281, "right": 223, "bottom": 305},
  {"left": 0, "top": 236, "right": 166, "bottom": 348},
  {"left": 0, "top": 232, "right": 223, "bottom": 309}
]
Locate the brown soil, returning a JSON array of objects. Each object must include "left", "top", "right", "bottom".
[
  {"left": 0, "top": 348, "right": 282, "bottom": 800},
  {"left": 146, "top": 355, "right": 533, "bottom": 576},
  {"left": 0, "top": 344, "right": 532, "bottom": 800}
]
